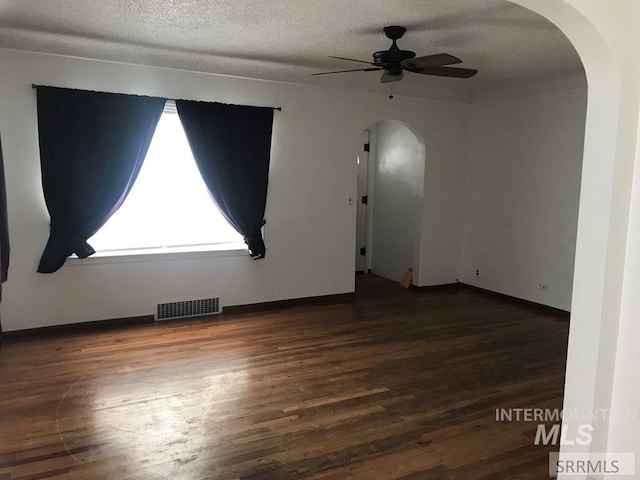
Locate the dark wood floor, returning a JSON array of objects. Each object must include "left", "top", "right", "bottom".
[{"left": 0, "top": 275, "right": 569, "bottom": 479}]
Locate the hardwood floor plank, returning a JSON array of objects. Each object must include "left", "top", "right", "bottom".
[{"left": 282, "top": 387, "right": 390, "bottom": 413}]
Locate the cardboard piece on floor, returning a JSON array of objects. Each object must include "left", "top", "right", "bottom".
[{"left": 400, "top": 268, "right": 413, "bottom": 289}]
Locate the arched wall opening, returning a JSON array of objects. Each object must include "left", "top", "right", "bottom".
[
  {"left": 350, "top": 0, "right": 628, "bottom": 464},
  {"left": 355, "top": 120, "right": 426, "bottom": 285},
  {"left": 509, "top": 0, "right": 624, "bottom": 462}
]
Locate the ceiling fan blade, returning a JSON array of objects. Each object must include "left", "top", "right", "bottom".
[
  {"left": 328, "top": 55, "right": 376, "bottom": 66},
  {"left": 403, "top": 53, "right": 462, "bottom": 70},
  {"left": 414, "top": 66, "right": 478, "bottom": 78},
  {"left": 312, "top": 67, "right": 382, "bottom": 76},
  {"left": 381, "top": 71, "right": 403, "bottom": 84}
]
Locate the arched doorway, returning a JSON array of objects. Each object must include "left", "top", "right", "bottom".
[
  {"left": 509, "top": 0, "right": 625, "bottom": 463},
  {"left": 355, "top": 120, "right": 425, "bottom": 287}
]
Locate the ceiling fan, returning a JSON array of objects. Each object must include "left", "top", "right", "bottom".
[{"left": 312, "top": 26, "right": 478, "bottom": 83}]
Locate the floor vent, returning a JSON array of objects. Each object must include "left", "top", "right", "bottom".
[{"left": 155, "top": 297, "right": 221, "bottom": 321}]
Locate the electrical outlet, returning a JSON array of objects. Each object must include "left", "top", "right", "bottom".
[
  {"left": 539, "top": 283, "right": 549, "bottom": 292},
  {"left": 348, "top": 195, "right": 353, "bottom": 205},
  {"left": 476, "top": 269, "right": 480, "bottom": 276}
]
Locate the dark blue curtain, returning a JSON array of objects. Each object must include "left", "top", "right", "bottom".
[
  {"left": 175, "top": 100, "right": 274, "bottom": 258},
  {"left": 36, "top": 87, "right": 165, "bottom": 273}
]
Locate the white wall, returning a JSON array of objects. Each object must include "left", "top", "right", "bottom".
[
  {"left": 0, "top": 48, "right": 470, "bottom": 331},
  {"left": 417, "top": 107, "right": 470, "bottom": 287},
  {"left": 369, "top": 120, "right": 424, "bottom": 283},
  {"left": 461, "top": 88, "right": 587, "bottom": 311}
]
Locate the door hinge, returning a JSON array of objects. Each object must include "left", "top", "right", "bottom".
[
  {"left": 361, "top": 195, "right": 368, "bottom": 205},
  {"left": 360, "top": 247, "right": 366, "bottom": 256},
  {"left": 363, "top": 143, "right": 370, "bottom": 152}
]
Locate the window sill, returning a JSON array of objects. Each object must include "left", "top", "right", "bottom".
[{"left": 65, "top": 243, "right": 250, "bottom": 266}]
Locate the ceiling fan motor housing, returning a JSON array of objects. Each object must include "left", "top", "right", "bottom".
[
  {"left": 374, "top": 26, "right": 415, "bottom": 76},
  {"left": 373, "top": 48, "right": 415, "bottom": 76}
]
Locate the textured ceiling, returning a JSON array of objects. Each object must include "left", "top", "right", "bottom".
[{"left": 0, "top": 0, "right": 585, "bottom": 100}]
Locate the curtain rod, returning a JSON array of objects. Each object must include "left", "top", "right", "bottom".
[{"left": 31, "top": 84, "right": 282, "bottom": 111}]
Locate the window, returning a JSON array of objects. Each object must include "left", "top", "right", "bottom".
[{"left": 88, "top": 101, "right": 246, "bottom": 253}]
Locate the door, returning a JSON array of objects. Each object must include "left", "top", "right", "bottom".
[{"left": 355, "top": 131, "right": 369, "bottom": 272}]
